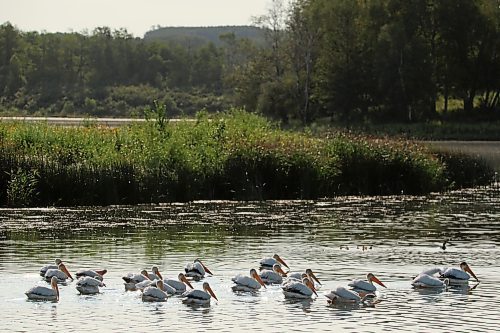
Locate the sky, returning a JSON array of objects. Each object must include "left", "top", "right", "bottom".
[{"left": 0, "top": 0, "right": 272, "bottom": 37}]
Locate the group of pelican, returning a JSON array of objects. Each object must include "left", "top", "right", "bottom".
[
  {"left": 121, "top": 259, "right": 217, "bottom": 304},
  {"left": 25, "top": 255, "right": 480, "bottom": 306},
  {"left": 25, "top": 259, "right": 107, "bottom": 301}
]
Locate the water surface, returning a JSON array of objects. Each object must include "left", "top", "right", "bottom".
[{"left": 1, "top": 186, "right": 499, "bottom": 332}]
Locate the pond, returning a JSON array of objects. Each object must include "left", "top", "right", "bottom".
[{"left": 1, "top": 185, "right": 499, "bottom": 332}]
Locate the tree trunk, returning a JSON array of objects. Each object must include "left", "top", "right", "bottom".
[{"left": 463, "top": 90, "right": 475, "bottom": 114}]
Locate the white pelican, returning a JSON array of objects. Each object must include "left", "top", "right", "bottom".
[
  {"left": 122, "top": 270, "right": 151, "bottom": 284},
  {"left": 184, "top": 259, "right": 213, "bottom": 280},
  {"left": 39, "top": 259, "right": 62, "bottom": 277},
  {"left": 288, "top": 269, "right": 321, "bottom": 287},
  {"left": 145, "top": 266, "right": 163, "bottom": 280},
  {"left": 260, "top": 254, "right": 290, "bottom": 270},
  {"left": 142, "top": 280, "right": 169, "bottom": 302},
  {"left": 440, "top": 262, "right": 479, "bottom": 285},
  {"left": 282, "top": 277, "right": 317, "bottom": 299},
  {"left": 182, "top": 282, "right": 218, "bottom": 305},
  {"left": 348, "top": 273, "right": 386, "bottom": 292},
  {"left": 419, "top": 262, "right": 479, "bottom": 285},
  {"left": 260, "top": 264, "right": 288, "bottom": 284},
  {"left": 75, "top": 269, "right": 107, "bottom": 281},
  {"left": 232, "top": 268, "right": 267, "bottom": 292},
  {"left": 324, "top": 286, "right": 375, "bottom": 304},
  {"left": 26, "top": 276, "right": 59, "bottom": 301},
  {"left": 412, "top": 273, "right": 449, "bottom": 288},
  {"left": 44, "top": 262, "right": 74, "bottom": 283},
  {"left": 123, "top": 270, "right": 150, "bottom": 290},
  {"left": 136, "top": 278, "right": 176, "bottom": 295},
  {"left": 164, "top": 273, "right": 194, "bottom": 293},
  {"left": 76, "top": 276, "right": 106, "bottom": 294}
]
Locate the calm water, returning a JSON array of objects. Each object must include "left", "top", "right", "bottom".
[{"left": 1, "top": 185, "right": 499, "bottom": 332}]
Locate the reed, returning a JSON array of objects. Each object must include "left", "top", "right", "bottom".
[{"left": 0, "top": 110, "right": 494, "bottom": 206}]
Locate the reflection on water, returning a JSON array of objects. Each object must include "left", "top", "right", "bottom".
[{"left": 0, "top": 186, "right": 499, "bottom": 332}]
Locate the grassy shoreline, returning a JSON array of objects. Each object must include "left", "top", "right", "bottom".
[{"left": 0, "top": 110, "right": 495, "bottom": 207}]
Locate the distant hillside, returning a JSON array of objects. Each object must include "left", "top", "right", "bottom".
[{"left": 144, "top": 25, "right": 266, "bottom": 48}]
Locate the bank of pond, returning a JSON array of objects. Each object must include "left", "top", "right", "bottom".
[{"left": 0, "top": 110, "right": 495, "bottom": 207}]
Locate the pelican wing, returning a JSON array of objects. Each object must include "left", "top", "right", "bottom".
[
  {"left": 331, "top": 286, "right": 361, "bottom": 301},
  {"left": 142, "top": 286, "right": 168, "bottom": 301},
  {"left": 441, "top": 267, "right": 470, "bottom": 280},
  {"left": 76, "top": 270, "right": 103, "bottom": 281},
  {"left": 164, "top": 278, "right": 186, "bottom": 293},
  {"left": 185, "top": 262, "right": 205, "bottom": 277},
  {"left": 135, "top": 279, "right": 155, "bottom": 290},
  {"left": 25, "top": 286, "right": 57, "bottom": 299},
  {"left": 260, "top": 270, "right": 283, "bottom": 284},
  {"left": 76, "top": 276, "right": 104, "bottom": 287},
  {"left": 348, "top": 279, "right": 376, "bottom": 292},
  {"left": 183, "top": 289, "right": 210, "bottom": 301},
  {"left": 232, "top": 274, "right": 261, "bottom": 289},
  {"left": 122, "top": 273, "right": 148, "bottom": 284},
  {"left": 282, "top": 281, "right": 313, "bottom": 297},
  {"left": 412, "top": 273, "right": 445, "bottom": 288},
  {"left": 259, "top": 257, "right": 278, "bottom": 268},
  {"left": 44, "top": 269, "right": 68, "bottom": 281},
  {"left": 39, "top": 264, "right": 58, "bottom": 277}
]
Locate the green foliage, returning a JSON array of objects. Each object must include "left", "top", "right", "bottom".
[
  {"left": 6, "top": 167, "right": 39, "bottom": 207},
  {"left": 0, "top": 110, "right": 492, "bottom": 206}
]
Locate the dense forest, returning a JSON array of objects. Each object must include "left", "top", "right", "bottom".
[{"left": 0, "top": 0, "right": 499, "bottom": 124}]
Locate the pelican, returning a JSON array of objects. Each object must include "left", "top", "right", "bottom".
[
  {"left": 412, "top": 273, "right": 449, "bottom": 288},
  {"left": 164, "top": 273, "right": 194, "bottom": 293},
  {"left": 260, "top": 254, "right": 290, "bottom": 270},
  {"left": 282, "top": 277, "right": 317, "bottom": 299},
  {"left": 142, "top": 280, "right": 169, "bottom": 302},
  {"left": 324, "top": 286, "right": 375, "bottom": 304},
  {"left": 182, "top": 282, "right": 218, "bottom": 305},
  {"left": 348, "top": 273, "right": 386, "bottom": 292},
  {"left": 136, "top": 277, "right": 176, "bottom": 295},
  {"left": 184, "top": 259, "right": 213, "bottom": 280},
  {"left": 288, "top": 269, "right": 322, "bottom": 287},
  {"left": 123, "top": 270, "right": 150, "bottom": 284},
  {"left": 44, "top": 262, "right": 74, "bottom": 282},
  {"left": 26, "top": 276, "right": 59, "bottom": 301},
  {"left": 123, "top": 270, "right": 150, "bottom": 290},
  {"left": 146, "top": 266, "right": 163, "bottom": 280},
  {"left": 420, "top": 262, "right": 479, "bottom": 285},
  {"left": 232, "top": 268, "right": 267, "bottom": 292},
  {"left": 260, "top": 264, "right": 288, "bottom": 284},
  {"left": 440, "top": 262, "right": 479, "bottom": 285},
  {"left": 76, "top": 276, "right": 106, "bottom": 294},
  {"left": 75, "top": 269, "right": 107, "bottom": 281},
  {"left": 39, "top": 259, "right": 62, "bottom": 277}
]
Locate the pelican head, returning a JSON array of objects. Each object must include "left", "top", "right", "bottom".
[
  {"left": 273, "top": 254, "right": 290, "bottom": 269},
  {"left": 203, "top": 282, "right": 218, "bottom": 301},
  {"left": 58, "top": 262, "right": 73, "bottom": 280},
  {"left": 50, "top": 276, "right": 60, "bottom": 301},
  {"left": 250, "top": 268, "right": 267, "bottom": 288},
  {"left": 140, "top": 269, "right": 150, "bottom": 280},
  {"left": 152, "top": 266, "right": 163, "bottom": 280},
  {"left": 156, "top": 280, "right": 165, "bottom": 290},
  {"left": 55, "top": 258, "right": 62, "bottom": 265},
  {"left": 273, "top": 264, "right": 287, "bottom": 277},
  {"left": 178, "top": 273, "right": 194, "bottom": 289},
  {"left": 367, "top": 273, "right": 386, "bottom": 288},
  {"left": 460, "top": 262, "right": 479, "bottom": 282},
  {"left": 302, "top": 277, "right": 318, "bottom": 296},
  {"left": 195, "top": 259, "right": 214, "bottom": 275},
  {"left": 305, "top": 269, "right": 322, "bottom": 285}
]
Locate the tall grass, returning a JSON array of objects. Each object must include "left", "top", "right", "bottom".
[{"left": 0, "top": 109, "right": 494, "bottom": 206}]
